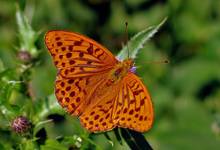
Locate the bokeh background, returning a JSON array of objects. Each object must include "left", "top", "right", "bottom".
[{"left": 0, "top": 0, "right": 220, "bottom": 149}]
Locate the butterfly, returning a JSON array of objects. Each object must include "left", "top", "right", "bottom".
[{"left": 45, "top": 30, "right": 153, "bottom": 133}]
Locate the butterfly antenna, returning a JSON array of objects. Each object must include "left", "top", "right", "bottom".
[
  {"left": 125, "top": 22, "right": 130, "bottom": 59},
  {"left": 144, "top": 58, "right": 170, "bottom": 64}
]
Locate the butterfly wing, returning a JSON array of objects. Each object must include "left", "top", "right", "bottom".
[
  {"left": 55, "top": 72, "right": 109, "bottom": 116},
  {"left": 45, "top": 30, "right": 118, "bottom": 78},
  {"left": 79, "top": 72, "right": 153, "bottom": 133},
  {"left": 79, "top": 79, "right": 123, "bottom": 132},
  {"left": 112, "top": 72, "right": 153, "bottom": 132},
  {"left": 45, "top": 30, "right": 118, "bottom": 116}
]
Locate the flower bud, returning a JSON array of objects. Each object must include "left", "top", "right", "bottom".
[
  {"left": 11, "top": 116, "right": 31, "bottom": 134},
  {"left": 17, "top": 51, "right": 32, "bottom": 63}
]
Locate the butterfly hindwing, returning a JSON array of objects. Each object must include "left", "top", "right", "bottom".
[
  {"left": 55, "top": 72, "right": 110, "bottom": 116},
  {"left": 79, "top": 72, "right": 153, "bottom": 133},
  {"left": 79, "top": 79, "right": 123, "bottom": 132},
  {"left": 113, "top": 72, "right": 153, "bottom": 132}
]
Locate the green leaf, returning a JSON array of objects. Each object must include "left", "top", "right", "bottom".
[
  {"left": 21, "top": 139, "right": 37, "bottom": 150},
  {"left": 0, "top": 67, "right": 23, "bottom": 114},
  {"left": 104, "top": 132, "right": 114, "bottom": 146},
  {"left": 117, "top": 18, "right": 167, "bottom": 60},
  {"left": 33, "top": 119, "right": 53, "bottom": 136},
  {"left": 16, "top": 6, "right": 40, "bottom": 58},
  {"left": 113, "top": 128, "right": 123, "bottom": 145},
  {"left": 34, "top": 94, "right": 63, "bottom": 122},
  {"left": 61, "top": 135, "right": 82, "bottom": 149},
  {"left": 41, "top": 139, "right": 66, "bottom": 150},
  {"left": 80, "top": 134, "right": 102, "bottom": 150},
  {"left": 0, "top": 80, "right": 22, "bottom": 105}
]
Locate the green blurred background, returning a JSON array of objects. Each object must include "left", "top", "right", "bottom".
[{"left": 0, "top": 0, "right": 220, "bottom": 149}]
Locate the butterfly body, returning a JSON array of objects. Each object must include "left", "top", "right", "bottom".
[
  {"left": 45, "top": 30, "right": 153, "bottom": 133},
  {"left": 107, "top": 58, "right": 134, "bottom": 86}
]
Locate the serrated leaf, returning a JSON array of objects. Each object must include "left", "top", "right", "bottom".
[
  {"left": 117, "top": 18, "right": 167, "bottom": 60},
  {"left": 16, "top": 6, "right": 39, "bottom": 58}
]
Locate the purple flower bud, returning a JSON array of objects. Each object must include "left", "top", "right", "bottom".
[
  {"left": 17, "top": 51, "right": 32, "bottom": 63},
  {"left": 11, "top": 116, "right": 31, "bottom": 134},
  {"left": 129, "top": 66, "right": 137, "bottom": 73}
]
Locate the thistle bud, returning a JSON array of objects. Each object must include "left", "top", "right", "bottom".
[
  {"left": 17, "top": 51, "right": 32, "bottom": 63},
  {"left": 11, "top": 116, "right": 31, "bottom": 134}
]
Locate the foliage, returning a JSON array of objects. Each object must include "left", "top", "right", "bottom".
[{"left": 0, "top": 0, "right": 220, "bottom": 150}]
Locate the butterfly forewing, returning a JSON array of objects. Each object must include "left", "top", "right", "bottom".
[
  {"left": 45, "top": 30, "right": 117, "bottom": 116},
  {"left": 45, "top": 30, "right": 118, "bottom": 78}
]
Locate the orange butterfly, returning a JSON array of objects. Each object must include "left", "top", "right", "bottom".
[{"left": 45, "top": 30, "right": 153, "bottom": 133}]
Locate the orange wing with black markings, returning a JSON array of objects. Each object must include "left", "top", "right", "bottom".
[
  {"left": 112, "top": 72, "right": 153, "bottom": 132},
  {"left": 79, "top": 72, "right": 153, "bottom": 133},
  {"left": 55, "top": 72, "right": 109, "bottom": 116},
  {"left": 45, "top": 30, "right": 118, "bottom": 78},
  {"left": 45, "top": 30, "right": 117, "bottom": 116},
  {"left": 45, "top": 30, "right": 154, "bottom": 133}
]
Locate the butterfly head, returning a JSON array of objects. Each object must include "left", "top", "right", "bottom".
[
  {"left": 123, "top": 58, "right": 134, "bottom": 70},
  {"left": 115, "top": 58, "right": 134, "bottom": 76}
]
